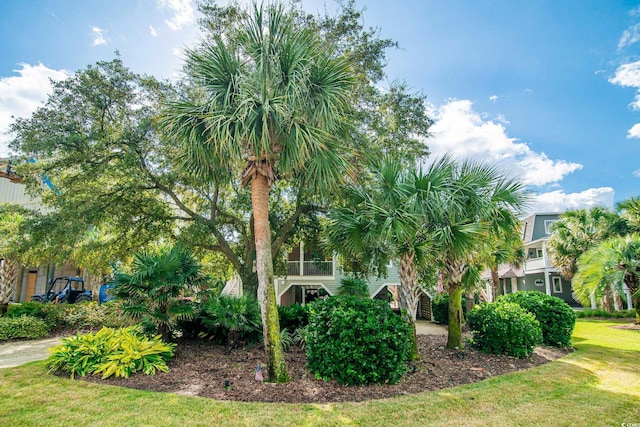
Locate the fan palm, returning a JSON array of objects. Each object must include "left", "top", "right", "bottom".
[
  {"left": 431, "top": 158, "right": 529, "bottom": 349},
  {"left": 113, "top": 245, "right": 209, "bottom": 341},
  {"left": 327, "top": 158, "right": 451, "bottom": 359},
  {"left": 574, "top": 234, "right": 640, "bottom": 323},
  {"left": 547, "top": 207, "right": 626, "bottom": 280},
  {"left": 162, "top": 3, "right": 353, "bottom": 382}
]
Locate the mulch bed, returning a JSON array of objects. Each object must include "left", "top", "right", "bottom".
[{"left": 76, "top": 335, "right": 571, "bottom": 403}]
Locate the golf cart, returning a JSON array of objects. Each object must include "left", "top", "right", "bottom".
[{"left": 30, "top": 276, "right": 93, "bottom": 303}]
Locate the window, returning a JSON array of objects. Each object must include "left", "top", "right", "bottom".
[
  {"left": 552, "top": 277, "right": 562, "bottom": 293},
  {"left": 544, "top": 220, "right": 558, "bottom": 235},
  {"left": 534, "top": 279, "right": 544, "bottom": 287}
]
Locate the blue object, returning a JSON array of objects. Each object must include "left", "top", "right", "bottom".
[{"left": 99, "top": 283, "right": 116, "bottom": 304}]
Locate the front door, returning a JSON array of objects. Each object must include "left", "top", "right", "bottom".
[{"left": 25, "top": 271, "right": 37, "bottom": 300}]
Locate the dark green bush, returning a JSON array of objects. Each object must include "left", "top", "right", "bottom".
[
  {"left": 431, "top": 293, "right": 467, "bottom": 324},
  {"left": 199, "top": 295, "right": 262, "bottom": 345},
  {"left": 278, "top": 303, "right": 309, "bottom": 331},
  {"left": 498, "top": 291, "right": 576, "bottom": 347},
  {"left": 575, "top": 309, "right": 636, "bottom": 318},
  {"left": 7, "top": 302, "right": 63, "bottom": 329},
  {"left": 7, "top": 301, "right": 130, "bottom": 332},
  {"left": 467, "top": 302, "right": 542, "bottom": 358},
  {"left": 0, "top": 316, "right": 49, "bottom": 340},
  {"left": 306, "top": 296, "right": 411, "bottom": 385}
]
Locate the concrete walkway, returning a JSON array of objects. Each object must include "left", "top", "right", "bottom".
[
  {"left": 0, "top": 337, "right": 61, "bottom": 369},
  {"left": 0, "top": 321, "right": 446, "bottom": 370},
  {"left": 415, "top": 320, "right": 447, "bottom": 335}
]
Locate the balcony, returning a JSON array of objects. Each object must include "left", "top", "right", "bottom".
[
  {"left": 287, "top": 261, "right": 334, "bottom": 277},
  {"left": 525, "top": 257, "right": 549, "bottom": 271}
]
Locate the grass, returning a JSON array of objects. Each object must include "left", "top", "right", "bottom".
[{"left": 0, "top": 319, "right": 638, "bottom": 426}]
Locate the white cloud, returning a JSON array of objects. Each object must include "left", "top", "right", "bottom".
[
  {"left": 0, "top": 63, "right": 69, "bottom": 156},
  {"left": 618, "top": 23, "right": 640, "bottom": 50},
  {"left": 91, "top": 26, "right": 108, "bottom": 46},
  {"left": 627, "top": 123, "right": 640, "bottom": 139},
  {"left": 609, "top": 61, "right": 640, "bottom": 87},
  {"left": 159, "top": 0, "right": 195, "bottom": 31},
  {"left": 609, "top": 61, "right": 640, "bottom": 110},
  {"left": 425, "top": 100, "right": 582, "bottom": 186},
  {"left": 633, "top": 169, "right": 640, "bottom": 178},
  {"left": 529, "top": 188, "right": 615, "bottom": 213},
  {"left": 489, "top": 95, "right": 498, "bottom": 102},
  {"left": 149, "top": 25, "right": 158, "bottom": 37}
]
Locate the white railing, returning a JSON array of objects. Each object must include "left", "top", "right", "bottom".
[
  {"left": 525, "top": 258, "right": 548, "bottom": 271},
  {"left": 287, "top": 261, "right": 333, "bottom": 276}
]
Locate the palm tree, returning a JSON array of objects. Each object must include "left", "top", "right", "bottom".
[
  {"left": 547, "top": 207, "right": 626, "bottom": 281},
  {"left": 431, "top": 158, "right": 529, "bottom": 349},
  {"left": 574, "top": 234, "right": 640, "bottom": 323},
  {"left": 162, "top": 3, "right": 353, "bottom": 382},
  {"left": 113, "top": 245, "right": 209, "bottom": 341},
  {"left": 328, "top": 157, "right": 462, "bottom": 359},
  {"left": 479, "top": 224, "right": 525, "bottom": 302},
  {"left": 617, "top": 196, "right": 640, "bottom": 233},
  {"left": 327, "top": 158, "right": 452, "bottom": 360},
  {"left": 0, "top": 257, "right": 18, "bottom": 316}
]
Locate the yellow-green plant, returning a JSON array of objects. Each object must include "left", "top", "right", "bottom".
[{"left": 47, "top": 326, "right": 175, "bottom": 379}]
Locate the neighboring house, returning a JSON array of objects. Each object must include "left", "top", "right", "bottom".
[
  {"left": 223, "top": 241, "right": 434, "bottom": 320},
  {"left": 487, "top": 212, "right": 579, "bottom": 307},
  {"left": 0, "top": 158, "right": 79, "bottom": 302}
]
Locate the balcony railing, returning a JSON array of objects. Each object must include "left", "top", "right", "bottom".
[
  {"left": 287, "top": 261, "right": 334, "bottom": 277},
  {"left": 525, "top": 258, "right": 549, "bottom": 271}
]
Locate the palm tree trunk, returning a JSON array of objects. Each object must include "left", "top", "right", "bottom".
[
  {"left": 447, "top": 283, "right": 464, "bottom": 349},
  {"left": 0, "top": 258, "right": 18, "bottom": 315},
  {"left": 251, "top": 172, "right": 289, "bottom": 383},
  {"left": 398, "top": 251, "right": 420, "bottom": 360},
  {"left": 490, "top": 267, "right": 499, "bottom": 302},
  {"left": 445, "top": 261, "right": 467, "bottom": 349}
]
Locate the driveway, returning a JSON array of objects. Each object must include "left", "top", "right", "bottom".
[{"left": 0, "top": 337, "right": 61, "bottom": 369}]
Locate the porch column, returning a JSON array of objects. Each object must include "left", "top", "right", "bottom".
[
  {"left": 544, "top": 270, "right": 552, "bottom": 296},
  {"left": 299, "top": 242, "right": 304, "bottom": 276}
]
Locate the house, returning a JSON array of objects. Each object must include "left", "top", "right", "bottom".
[
  {"left": 223, "top": 241, "right": 434, "bottom": 320},
  {"left": 487, "top": 212, "right": 579, "bottom": 306},
  {"left": 0, "top": 158, "right": 79, "bottom": 302}
]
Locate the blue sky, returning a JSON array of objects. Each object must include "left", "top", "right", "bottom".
[{"left": 1, "top": 0, "right": 640, "bottom": 213}]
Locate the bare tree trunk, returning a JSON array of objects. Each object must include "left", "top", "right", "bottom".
[
  {"left": 251, "top": 173, "right": 288, "bottom": 383},
  {"left": 398, "top": 251, "right": 420, "bottom": 360}
]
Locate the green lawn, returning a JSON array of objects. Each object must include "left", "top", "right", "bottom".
[{"left": 0, "top": 319, "right": 638, "bottom": 427}]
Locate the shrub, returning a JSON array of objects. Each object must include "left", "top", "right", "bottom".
[
  {"left": 306, "top": 296, "right": 411, "bottom": 385},
  {"left": 58, "top": 302, "right": 131, "bottom": 330},
  {"left": 0, "top": 316, "right": 48, "bottom": 340},
  {"left": 7, "top": 302, "right": 64, "bottom": 329},
  {"left": 467, "top": 302, "right": 542, "bottom": 358},
  {"left": 278, "top": 303, "right": 309, "bottom": 331},
  {"left": 498, "top": 291, "right": 576, "bottom": 347},
  {"left": 431, "top": 293, "right": 467, "bottom": 324},
  {"left": 47, "top": 326, "right": 175, "bottom": 379},
  {"left": 575, "top": 309, "right": 636, "bottom": 318},
  {"left": 199, "top": 295, "right": 262, "bottom": 345}
]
